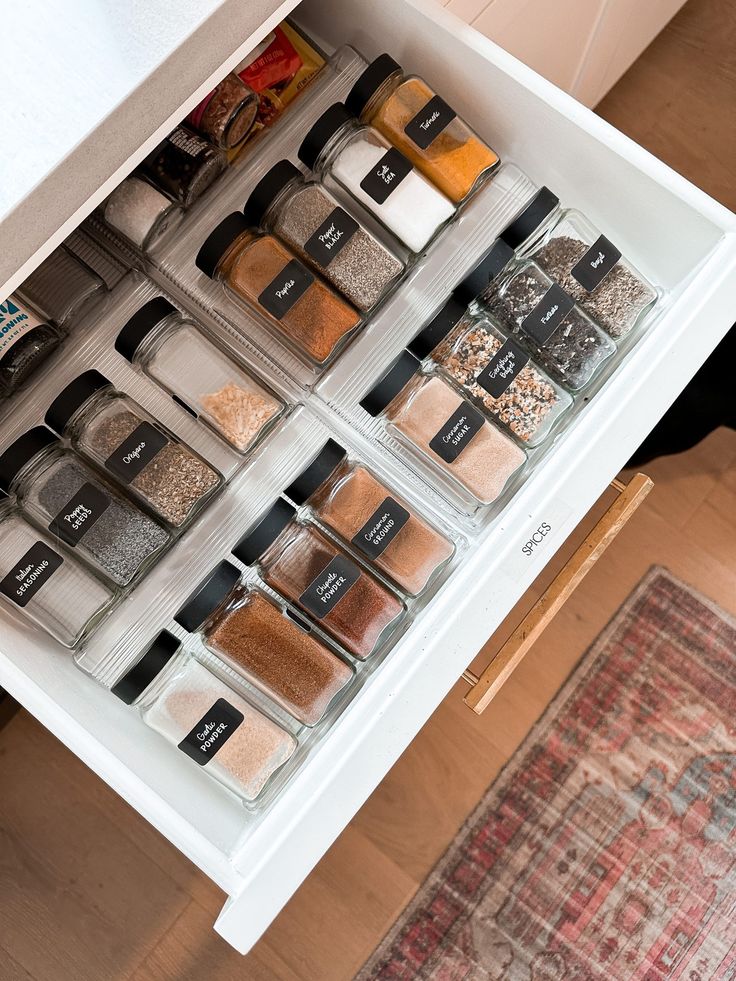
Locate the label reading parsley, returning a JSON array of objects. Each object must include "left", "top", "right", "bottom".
[
  {"left": 351, "top": 497, "right": 410, "bottom": 560},
  {"left": 429, "top": 402, "right": 485, "bottom": 464},
  {"left": 570, "top": 234, "right": 621, "bottom": 292},
  {"left": 258, "top": 258, "right": 314, "bottom": 320},
  {"left": 48, "top": 482, "right": 111, "bottom": 548},
  {"left": 0, "top": 541, "right": 63, "bottom": 608},
  {"left": 304, "top": 207, "right": 359, "bottom": 268},
  {"left": 299, "top": 554, "right": 360, "bottom": 620},
  {"left": 360, "top": 147, "right": 413, "bottom": 205},
  {"left": 105, "top": 422, "right": 168, "bottom": 484},
  {"left": 404, "top": 95, "right": 457, "bottom": 150},
  {"left": 177, "top": 698, "right": 244, "bottom": 766},
  {"left": 476, "top": 337, "right": 529, "bottom": 398},
  {"left": 521, "top": 284, "right": 575, "bottom": 346}
]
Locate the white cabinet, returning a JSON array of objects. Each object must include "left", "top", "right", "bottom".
[{"left": 1, "top": 0, "right": 735, "bottom": 956}]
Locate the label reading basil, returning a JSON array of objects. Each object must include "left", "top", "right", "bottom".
[
  {"left": 570, "top": 234, "right": 622, "bottom": 292},
  {"left": 0, "top": 541, "right": 63, "bottom": 608},
  {"left": 48, "top": 482, "right": 111, "bottom": 548},
  {"left": 521, "top": 284, "right": 575, "bottom": 346},
  {"left": 360, "top": 147, "right": 413, "bottom": 205},
  {"left": 429, "top": 402, "right": 485, "bottom": 464},
  {"left": 304, "top": 207, "right": 359, "bottom": 268},
  {"left": 476, "top": 337, "right": 529, "bottom": 399},
  {"left": 404, "top": 95, "right": 457, "bottom": 150},
  {"left": 299, "top": 554, "right": 360, "bottom": 620},
  {"left": 105, "top": 421, "right": 168, "bottom": 484},
  {"left": 177, "top": 698, "right": 244, "bottom": 766},
  {"left": 351, "top": 496, "right": 410, "bottom": 560},
  {"left": 258, "top": 258, "right": 314, "bottom": 320}
]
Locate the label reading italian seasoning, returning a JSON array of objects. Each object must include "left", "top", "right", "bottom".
[
  {"left": 360, "top": 147, "right": 413, "bottom": 205},
  {"left": 48, "top": 482, "right": 111, "bottom": 548},
  {"left": 304, "top": 207, "right": 359, "bottom": 268},
  {"left": 105, "top": 422, "right": 168, "bottom": 484},
  {"left": 177, "top": 698, "right": 244, "bottom": 765},
  {"left": 429, "top": 402, "right": 485, "bottom": 464},
  {"left": 351, "top": 497, "right": 410, "bottom": 560},
  {"left": 258, "top": 258, "right": 315, "bottom": 320},
  {"left": 299, "top": 554, "right": 360, "bottom": 620},
  {"left": 521, "top": 284, "right": 575, "bottom": 346},
  {"left": 476, "top": 337, "right": 529, "bottom": 398},
  {"left": 404, "top": 95, "right": 457, "bottom": 150},
  {"left": 570, "top": 234, "right": 622, "bottom": 292},
  {"left": 0, "top": 299, "right": 46, "bottom": 362},
  {"left": 0, "top": 541, "right": 63, "bottom": 608}
]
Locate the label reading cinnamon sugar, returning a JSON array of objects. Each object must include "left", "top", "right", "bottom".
[
  {"left": 429, "top": 402, "right": 485, "bottom": 464},
  {"left": 299, "top": 554, "right": 360, "bottom": 619},
  {"left": 177, "top": 698, "right": 244, "bottom": 765},
  {"left": 404, "top": 95, "right": 457, "bottom": 150},
  {"left": 351, "top": 496, "right": 410, "bottom": 560}
]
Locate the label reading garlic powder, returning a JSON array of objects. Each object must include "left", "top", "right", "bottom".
[
  {"left": 304, "top": 207, "right": 359, "bottom": 268},
  {"left": 571, "top": 234, "right": 622, "bottom": 292},
  {"left": 105, "top": 422, "right": 168, "bottom": 484},
  {"left": 299, "top": 554, "right": 360, "bottom": 619},
  {"left": 360, "top": 147, "right": 413, "bottom": 205},
  {"left": 476, "top": 337, "right": 529, "bottom": 399},
  {"left": 429, "top": 402, "right": 485, "bottom": 464},
  {"left": 48, "top": 482, "right": 111, "bottom": 548},
  {"left": 0, "top": 299, "right": 46, "bottom": 362},
  {"left": 258, "top": 258, "right": 315, "bottom": 320},
  {"left": 0, "top": 541, "right": 63, "bottom": 608},
  {"left": 352, "top": 496, "right": 410, "bottom": 560},
  {"left": 404, "top": 95, "right": 457, "bottom": 150},
  {"left": 521, "top": 283, "right": 575, "bottom": 346},
  {"left": 178, "top": 698, "right": 244, "bottom": 765}
]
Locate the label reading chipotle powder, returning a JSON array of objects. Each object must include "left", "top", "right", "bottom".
[
  {"left": 476, "top": 337, "right": 529, "bottom": 399},
  {"left": 521, "top": 284, "right": 575, "bottom": 346},
  {"left": 104, "top": 422, "right": 169, "bottom": 484},
  {"left": 404, "top": 95, "right": 457, "bottom": 150},
  {"left": 177, "top": 698, "right": 244, "bottom": 765},
  {"left": 570, "top": 234, "right": 622, "bottom": 292},
  {"left": 360, "top": 147, "right": 413, "bottom": 205},
  {"left": 299, "top": 554, "right": 360, "bottom": 620},
  {"left": 304, "top": 207, "right": 359, "bottom": 268},
  {"left": 48, "top": 482, "right": 111, "bottom": 548},
  {"left": 351, "top": 496, "right": 410, "bottom": 560},
  {"left": 429, "top": 402, "right": 485, "bottom": 464},
  {"left": 258, "top": 258, "right": 315, "bottom": 320},
  {"left": 0, "top": 541, "right": 63, "bottom": 608}
]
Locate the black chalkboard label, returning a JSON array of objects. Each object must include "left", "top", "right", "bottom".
[
  {"left": 177, "top": 698, "right": 244, "bottom": 766},
  {"left": 0, "top": 541, "right": 63, "bottom": 608},
  {"left": 258, "top": 258, "right": 315, "bottom": 320},
  {"left": 304, "top": 207, "right": 359, "bottom": 268},
  {"left": 299, "top": 553, "right": 360, "bottom": 620},
  {"left": 351, "top": 496, "right": 410, "bottom": 560},
  {"left": 360, "top": 147, "right": 413, "bottom": 205},
  {"left": 571, "top": 234, "right": 621, "bottom": 292},
  {"left": 404, "top": 95, "right": 457, "bottom": 150},
  {"left": 48, "top": 482, "right": 111, "bottom": 548},
  {"left": 521, "top": 284, "right": 575, "bottom": 346},
  {"left": 476, "top": 337, "right": 529, "bottom": 399},
  {"left": 104, "top": 422, "right": 168, "bottom": 484},
  {"left": 429, "top": 402, "right": 485, "bottom": 463}
]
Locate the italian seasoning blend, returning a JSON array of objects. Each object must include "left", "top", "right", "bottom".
[
  {"left": 0, "top": 295, "right": 63, "bottom": 399},
  {"left": 45, "top": 370, "right": 222, "bottom": 528}
]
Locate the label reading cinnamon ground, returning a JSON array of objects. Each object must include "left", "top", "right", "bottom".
[
  {"left": 360, "top": 147, "right": 413, "bottom": 205},
  {"left": 476, "top": 337, "right": 529, "bottom": 398},
  {"left": 570, "top": 234, "right": 621, "bottom": 292},
  {"left": 521, "top": 284, "right": 575, "bottom": 346},
  {"left": 299, "top": 554, "right": 360, "bottom": 619},
  {"left": 104, "top": 422, "right": 168, "bottom": 484},
  {"left": 48, "top": 482, "right": 111, "bottom": 548},
  {"left": 429, "top": 402, "right": 485, "bottom": 464},
  {"left": 258, "top": 258, "right": 315, "bottom": 320},
  {"left": 304, "top": 207, "right": 359, "bottom": 268},
  {"left": 351, "top": 496, "right": 410, "bottom": 560},
  {"left": 177, "top": 698, "right": 244, "bottom": 766},
  {"left": 0, "top": 541, "right": 63, "bottom": 608},
  {"left": 404, "top": 95, "right": 457, "bottom": 150}
]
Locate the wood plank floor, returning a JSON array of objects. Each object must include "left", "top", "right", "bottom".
[{"left": 1, "top": 0, "right": 734, "bottom": 977}]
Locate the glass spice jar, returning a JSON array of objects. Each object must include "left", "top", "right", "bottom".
[
  {"left": 0, "top": 427, "right": 170, "bottom": 587},
  {"left": 345, "top": 54, "right": 500, "bottom": 204},
  {"left": 187, "top": 73, "right": 259, "bottom": 150},
  {"left": 196, "top": 212, "right": 361, "bottom": 365},
  {"left": 18, "top": 246, "right": 106, "bottom": 329},
  {"left": 0, "top": 295, "right": 64, "bottom": 399},
  {"left": 103, "top": 176, "right": 180, "bottom": 251},
  {"left": 112, "top": 630, "right": 296, "bottom": 804},
  {"left": 140, "top": 126, "right": 227, "bottom": 208},
  {"left": 115, "top": 297, "right": 285, "bottom": 454},
  {"left": 45, "top": 370, "right": 222, "bottom": 529},
  {"left": 360, "top": 350, "right": 526, "bottom": 507},
  {"left": 285, "top": 439, "right": 454, "bottom": 596},
  {"left": 243, "top": 159, "right": 405, "bottom": 311},
  {"left": 174, "top": 559, "right": 353, "bottom": 726},
  {"left": 298, "top": 103, "right": 455, "bottom": 254},
  {"left": 0, "top": 496, "right": 115, "bottom": 647},
  {"left": 232, "top": 498, "right": 405, "bottom": 660}
]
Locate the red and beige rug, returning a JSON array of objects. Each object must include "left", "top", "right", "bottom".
[{"left": 358, "top": 567, "right": 736, "bottom": 980}]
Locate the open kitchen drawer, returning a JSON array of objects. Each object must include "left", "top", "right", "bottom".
[{"left": 1, "top": 0, "right": 735, "bottom": 955}]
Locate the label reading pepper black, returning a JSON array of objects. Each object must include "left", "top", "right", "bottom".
[
  {"left": 177, "top": 698, "right": 244, "bottom": 765},
  {"left": 104, "top": 422, "right": 168, "bottom": 484},
  {"left": 0, "top": 541, "right": 63, "bottom": 608},
  {"left": 299, "top": 554, "right": 360, "bottom": 620},
  {"left": 570, "top": 234, "right": 622, "bottom": 292},
  {"left": 404, "top": 95, "right": 457, "bottom": 150},
  {"left": 521, "top": 284, "right": 575, "bottom": 346},
  {"left": 258, "top": 258, "right": 315, "bottom": 320},
  {"left": 429, "top": 402, "right": 485, "bottom": 464},
  {"left": 360, "top": 147, "right": 413, "bottom": 205},
  {"left": 351, "top": 496, "right": 410, "bottom": 560},
  {"left": 304, "top": 207, "right": 359, "bottom": 268},
  {"left": 476, "top": 337, "right": 530, "bottom": 399},
  {"left": 48, "top": 482, "right": 111, "bottom": 548}
]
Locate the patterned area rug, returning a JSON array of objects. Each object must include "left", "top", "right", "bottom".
[{"left": 358, "top": 567, "right": 736, "bottom": 980}]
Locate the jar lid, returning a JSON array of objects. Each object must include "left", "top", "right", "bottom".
[
  {"left": 345, "top": 53, "right": 402, "bottom": 117},
  {"left": 408, "top": 296, "right": 468, "bottom": 360},
  {"left": 243, "top": 159, "right": 302, "bottom": 228},
  {"left": 0, "top": 426, "right": 58, "bottom": 493},
  {"left": 174, "top": 559, "right": 242, "bottom": 633},
  {"left": 453, "top": 239, "right": 515, "bottom": 305},
  {"left": 298, "top": 102, "right": 354, "bottom": 171},
  {"left": 111, "top": 630, "right": 181, "bottom": 704},
  {"left": 45, "top": 369, "right": 112, "bottom": 435},
  {"left": 285, "top": 439, "right": 347, "bottom": 505},
  {"left": 500, "top": 187, "right": 559, "bottom": 251},
  {"left": 359, "top": 350, "right": 421, "bottom": 417},
  {"left": 231, "top": 497, "right": 296, "bottom": 566},
  {"left": 115, "top": 297, "right": 178, "bottom": 362},
  {"left": 195, "top": 212, "right": 250, "bottom": 278}
]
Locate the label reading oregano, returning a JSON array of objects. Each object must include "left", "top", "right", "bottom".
[
  {"left": 105, "top": 422, "right": 168, "bottom": 484},
  {"left": 404, "top": 95, "right": 457, "bottom": 150}
]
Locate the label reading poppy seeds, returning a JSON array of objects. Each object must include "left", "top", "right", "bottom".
[
  {"left": 304, "top": 207, "right": 359, "bottom": 268},
  {"left": 360, "top": 147, "right": 413, "bottom": 205},
  {"left": 0, "top": 541, "right": 63, "bottom": 608},
  {"left": 105, "top": 422, "right": 168, "bottom": 484},
  {"left": 351, "top": 497, "right": 410, "bottom": 560},
  {"left": 299, "top": 554, "right": 361, "bottom": 619},
  {"left": 570, "top": 234, "right": 622, "bottom": 292},
  {"left": 404, "top": 95, "right": 457, "bottom": 150},
  {"left": 258, "top": 258, "right": 315, "bottom": 320},
  {"left": 429, "top": 402, "right": 485, "bottom": 464},
  {"left": 48, "top": 482, "right": 111, "bottom": 548},
  {"left": 178, "top": 698, "right": 244, "bottom": 765}
]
